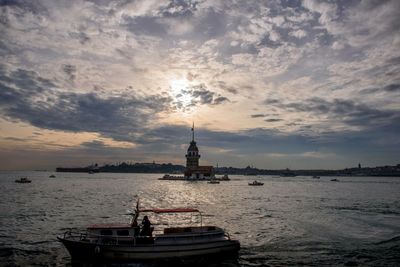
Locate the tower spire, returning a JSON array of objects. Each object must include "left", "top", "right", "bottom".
[{"left": 191, "top": 122, "right": 195, "bottom": 142}]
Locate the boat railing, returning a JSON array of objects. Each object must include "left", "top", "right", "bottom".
[
  {"left": 63, "top": 229, "right": 139, "bottom": 245},
  {"left": 156, "top": 229, "right": 224, "bottom": 239},
  {"left": 62, "top": 227, "right": 226, "bottom": 246}
]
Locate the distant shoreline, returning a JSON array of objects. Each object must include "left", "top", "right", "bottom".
[{"left": 54, "top": 162, "right": 400, "bottom": 177}]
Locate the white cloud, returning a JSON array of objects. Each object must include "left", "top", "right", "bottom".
[
  {"left": 289, "top": 29, "right": 307, "bottom": 39},
  {"left": 302, "top": 0, "right": 338, "bottom": 24}
]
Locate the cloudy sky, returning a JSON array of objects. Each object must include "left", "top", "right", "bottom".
[{"left": 0, "top": 0, "right": 399, "bottom": 170}]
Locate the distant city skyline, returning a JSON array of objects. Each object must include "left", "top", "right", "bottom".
[{"left": 0, "top": 0, "right": 399, "bottom": 170}]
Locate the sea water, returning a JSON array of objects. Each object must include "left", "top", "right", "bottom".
[{"left": 1, "top": 172, "right": 399, "bottom": 266}]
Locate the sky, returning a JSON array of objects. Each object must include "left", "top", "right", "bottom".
[{"left": 0, "top": 0, "right": 399, "bottom": 170}]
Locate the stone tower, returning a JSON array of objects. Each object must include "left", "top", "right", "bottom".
[{"left": 185, "top": 123, "right": 200, "bottom": 169}]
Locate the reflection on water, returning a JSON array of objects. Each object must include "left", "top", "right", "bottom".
[{"left": 1, "top": 172, "right": 400, "bottom": 266}]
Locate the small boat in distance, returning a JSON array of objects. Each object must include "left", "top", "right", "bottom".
[
  {"left": 208, "top": 179, "right": 220, "bottom": 184},
  {"left": 220, "top": 174, "right": 230, "bottom": 181},
  {"left": 159, "top": 174, "right": 185, "bottom": 180},
  {"left": 312, "top": 176, "right": 320, "bottom": 179},
  {"left": 49, "top": 174, "right": 56, "bottom": 178},
  {"left": 330, "top": 178, "right": 339, "bottom": 182},
  {"left": 58, "top": 200, "right": 240, "bottom": 262},
  {"left": 248, "top": 180, "right": 264, "bottom": 186},
  {"left": 15, "top": 177, "right": 31, "bottom": 183}
]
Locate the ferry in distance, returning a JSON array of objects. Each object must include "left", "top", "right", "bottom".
[{"left": 248, "top": 180, "right": 264, "bottom": 186}]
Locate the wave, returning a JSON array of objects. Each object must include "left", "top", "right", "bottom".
[{"left": 375, "top": 235, "right": 400, "bottom": 245}]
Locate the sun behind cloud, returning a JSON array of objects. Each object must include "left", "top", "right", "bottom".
[{"left": 169, "top": 78, "right": 193, "bottom": 108}]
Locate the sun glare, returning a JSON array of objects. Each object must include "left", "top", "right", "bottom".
[{"left": 169, "top": 79, "right": 193, "bottom": 108}]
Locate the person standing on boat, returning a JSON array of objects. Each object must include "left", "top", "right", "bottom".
[{"left": 140, "top": 215, "right": 152, "bottom": 236}]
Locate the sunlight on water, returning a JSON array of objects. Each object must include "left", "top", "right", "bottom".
[{"left": 1, "top": 172, "right": 400, "bottom": 266}]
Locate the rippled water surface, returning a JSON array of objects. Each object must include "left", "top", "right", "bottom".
[{"left": 1, "top": 172, "right": 400, "bottom": 266}]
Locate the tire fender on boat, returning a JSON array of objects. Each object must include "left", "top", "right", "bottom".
[{"left": 94, "top": 245, "right": 100, "bottom": 254}]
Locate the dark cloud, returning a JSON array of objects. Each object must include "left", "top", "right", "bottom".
[
  {"left": 195, "top": 7, "right": 227, "bottom": 39},
  {"left": 250, "top": 114, "right": 266, "bottom": 118},
  {"left": 265, "top": 99, "right": 280, "bottom": 105},
  {"left": 259, "top": 36, "right": 282, "bottom": 48},
  {"left": 62, "top": 64, "right": 76, "bottom": 81},
  {"left": 80, "top": 140, "right": 107, "bottom": 149},
  {"left": 268, "top": 97, "right": 399, "bottom": 128},
  {"left": 69, "top": 31, "right": 90, "bottom": 44},
  {"left": 124, "top": 15, "right": 167, "bottom": 36},
  {"left": 265, "top": 118, "right": 283, "bottom": 122},
  {"left": 177, "top": 84, "right": 229, "bottom": 107},
  {"left": 0, "top": 0, "right": 48, "bottom": 15},
  {"left": 0, "top": 66, "right": 173, "bottom": 143},
  {"left": 213, "top": 80, "right": 241, "bottom": 94},
  {"left": 213, "top": 96, "right": 229, "bottom": 105},
  {"left": 2, "top": 136, "right": 26, "bottom": 142},
  {"left": 0, "top": 68, "right": 56, "bottom": 105},
  {"left": 383, "top": 83, "right": 400, "bottom": 92},
  {"left": 361, "top": 83, "right": 400, "bottom": 94}
]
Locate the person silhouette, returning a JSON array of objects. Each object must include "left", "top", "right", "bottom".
[{"left": 140, "top": 215, "right": 152, "bottom": 236}]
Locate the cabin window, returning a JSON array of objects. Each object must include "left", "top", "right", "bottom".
[
  {"left": 100, "top": 230, "right": 113, "bottom": 236},
  {"left": 117, "top": 230, "right": 130, "bottom": 236}
]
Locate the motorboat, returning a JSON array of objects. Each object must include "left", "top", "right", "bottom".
[
  {"left": 49, "top": 174, "right": 56, "bottom": 178},
  {"left": 220, "top": 174, "right": 230, "bottom": 181},
  {"left": 330, "top": 178, "right": 339, "bottom": 182},
  {"left": 15, "top": 177, "right": 31, "bottom": 183},
  {"left": 312, "top": 176, "right": 320, "bottom": 179},
  {"left": 248, "top": 180, "right": 264, "bottom": 186},
  {"left": 58, "top": 200, "right": 240, "bottom": 262},
  {"left": 208, "top": 179, "right": 220, "bottom": 184}
]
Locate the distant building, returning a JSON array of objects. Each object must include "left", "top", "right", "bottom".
[{"left": 184, "top": 124, "right": 214, "bottom": 179}]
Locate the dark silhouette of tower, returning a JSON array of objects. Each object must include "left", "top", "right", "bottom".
[{"left": 185, "top": 123, "right": 200, "bottom": 169}]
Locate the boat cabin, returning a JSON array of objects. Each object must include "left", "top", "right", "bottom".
[{"left": 81, "top": 208, "right": 227, "bottom": 246}]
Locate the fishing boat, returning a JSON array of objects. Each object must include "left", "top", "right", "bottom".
[
  {"left": 248, "top": 180, "right": 263, "bottom": 186},
  {"left": 58, "top": 201, "right": 240, "bottom": 262},
  {"left": 15, "top": 177, "right": 31, "bottom": 183}
]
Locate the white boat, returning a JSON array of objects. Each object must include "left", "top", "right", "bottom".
[
  {"left": 58, "top": 201, "right": 239, "bottom": 262},
  {"left": 248, "top": 180, "right": 264, "bottom": 186},
  {"left": 208, "top": 179, "right": 220, "bottom": 184},
  {"left": 220, "top": 174, "right": 230, "bottom": 181}
]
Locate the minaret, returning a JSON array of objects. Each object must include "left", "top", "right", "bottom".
[{"left": 185, "top": 123, "right": 200, "bottom": 169}]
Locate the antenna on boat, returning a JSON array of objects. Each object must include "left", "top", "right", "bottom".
[{"left": 129, "top": 198, "right": 140, "bottom": 227}]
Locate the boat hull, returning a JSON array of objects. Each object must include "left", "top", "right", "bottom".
[{"left": 58, "top": 237, "right": 240, "bottom": 262}]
